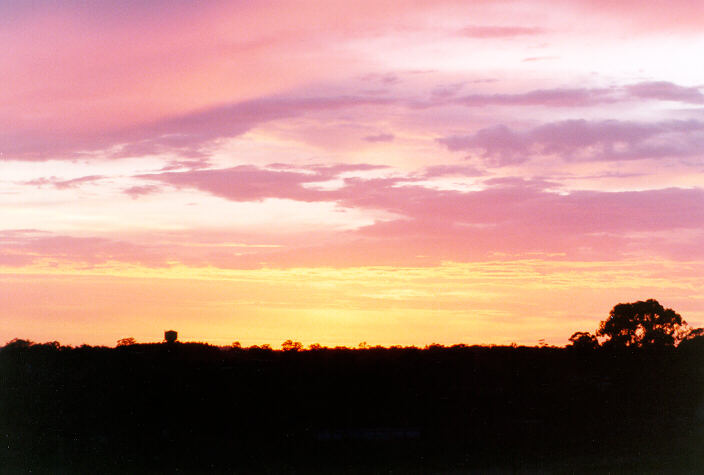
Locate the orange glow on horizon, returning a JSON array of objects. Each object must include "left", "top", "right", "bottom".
[{"left": 2, "top": 259, "right": 702, "bottom": 348}]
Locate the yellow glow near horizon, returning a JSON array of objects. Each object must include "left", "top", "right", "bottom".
[{"left": 2, "top": 259, "right": 702, "bottom": 348}]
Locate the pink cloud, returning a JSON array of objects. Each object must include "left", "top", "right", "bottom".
[
  {"left": 3, "top": 174, "right": 703, "bottom": 269},
  {"left": 125, "top": 164, "right": 704, "bottom": 265},
  {"left": 158, "top": 158, "right": 212, "bottom": 171},
  {"left": 364, "top": 133, "right": 395, "bottom": 142},
  {"left": 0, "top": 231, "right": 167, "bottom": 267},
  {"left": 124, "top": 185, "right": 161, "bottom": 199},
  {"left": 141, "top": 164, "right": 704, "bottom": 235},
  {"left": 22, "top": 175, "right": 105, "bottom": 189},
  {"left": 149, "top": 166, "right": 326, "bottom": 202},
  {"left": 143, "top": 163, "right": 387, "bottom": 203},
  {"left": 522, "top": 56, "right": 559, "bottom": 62},
  {"left": 331, "top": 184, "right": 704, "bottom": 264},
  {"left": 458, "top": 25, "right": 544, "bottom": 38}
]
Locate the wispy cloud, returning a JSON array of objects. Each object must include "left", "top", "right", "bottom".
[
  {"left": 626, "top": 81, "right": 704, "bottom": 104},
  {"left": 364, "top": 133, "right": 395, "bottom": 142},
  {"left": 458, "top": 25, "right": 544, "bottom": 38},
  {"left": 124, "top": 185, "right": 162, "bottom": 199},
  {"left": 4, "top": 80, "right": 703, "bottom": 160},
  {"left": 22, "top": 175, "right": 105, "bottom": 189}
]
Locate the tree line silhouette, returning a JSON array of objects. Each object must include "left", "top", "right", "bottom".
[{"left": 1, "top": 299, "right": 702, "bottom": 472}]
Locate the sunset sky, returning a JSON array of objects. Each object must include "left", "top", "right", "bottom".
[{"left": 2, "top": 0, "right": 704, "bottom": 347}]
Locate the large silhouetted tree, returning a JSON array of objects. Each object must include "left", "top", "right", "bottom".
[{"left": 597, "top": 299, "right": 685, "bottom": 348}]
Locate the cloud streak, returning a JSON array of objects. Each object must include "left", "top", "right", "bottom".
[
  {"left": 123, "top": 164, "right": 704, "bottom": 265},
  {"left": 458, "top": 25, "right": 544, "bottom": 38},
  {"left": 440, "top": 119, "right": 704, "bottom": 166},
  {"left": 23, "top": 175, "right": 105, "bottom": 189},
  {"left": 3, "top": 80, "right": 703, "bottom": 160}
]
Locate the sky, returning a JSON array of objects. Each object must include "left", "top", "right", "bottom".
[{"left": 2, "top": 0, "right": 704, "bottom": 347}]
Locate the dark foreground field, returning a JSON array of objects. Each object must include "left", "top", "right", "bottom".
[{"left": 1, "top": 341, "right": 702, "bottom": 473}]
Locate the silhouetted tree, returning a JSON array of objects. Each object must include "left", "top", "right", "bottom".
[
  {"left": 282, "top": 340, "right": 303, "bottom": 351},
  {"left": 684, "top": 327, "right": 704, "bottom": 340},
  {"left": 567, "top": 331, "right": 599, "bottom": 350},
  {"left": 678, "top": 327, "right": 704, "bottom": 350},
  {"left": 2, "top": 338, "right": 34, "bottom": 350},
  {"left": 164, "top": 330, "right": 178, "bottom": 344},
  {"left": 35, "top": 341, "right": 61, "bottom": 350},
  {"left": 597, "top": 299, "right": 685, "bottom": 348},
  {"left": 117, "top": 337, "right": 136, "bottom": 347},
  {"left": 425, "top": 343, "right": 445, "bottom": 350}
]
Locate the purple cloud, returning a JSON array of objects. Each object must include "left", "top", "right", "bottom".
[
  {"left": 453, "top": 88, "right": 619, "bottom": 108},
  {"left": 626, "top": 81, "right": 704, "bottom": 104},
  {"left": 2, "top": 94, "right": 396, "bottom": 160},
  {"left": 435, "top": 81, "right": 704, "bottom": 108},
  {"left": 364, "top": 133, "right": 395, "bottom": 142},
  {"left": 4, "top": 80, "right": 702, "bottom": 160},
  {"left": 439, "top": 119, "right": 704, "bottom": 166},
  {"left": 420, "top": 164, "right": 485, "bottom": 178}
]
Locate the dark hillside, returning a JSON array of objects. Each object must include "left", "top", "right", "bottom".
[{"left": 1, "top": 342, "right": 702, "bottom": 472}]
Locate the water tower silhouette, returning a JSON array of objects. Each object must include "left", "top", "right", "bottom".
[{"left": 164, "top": 330, "right": 178, "bottom": 344}]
